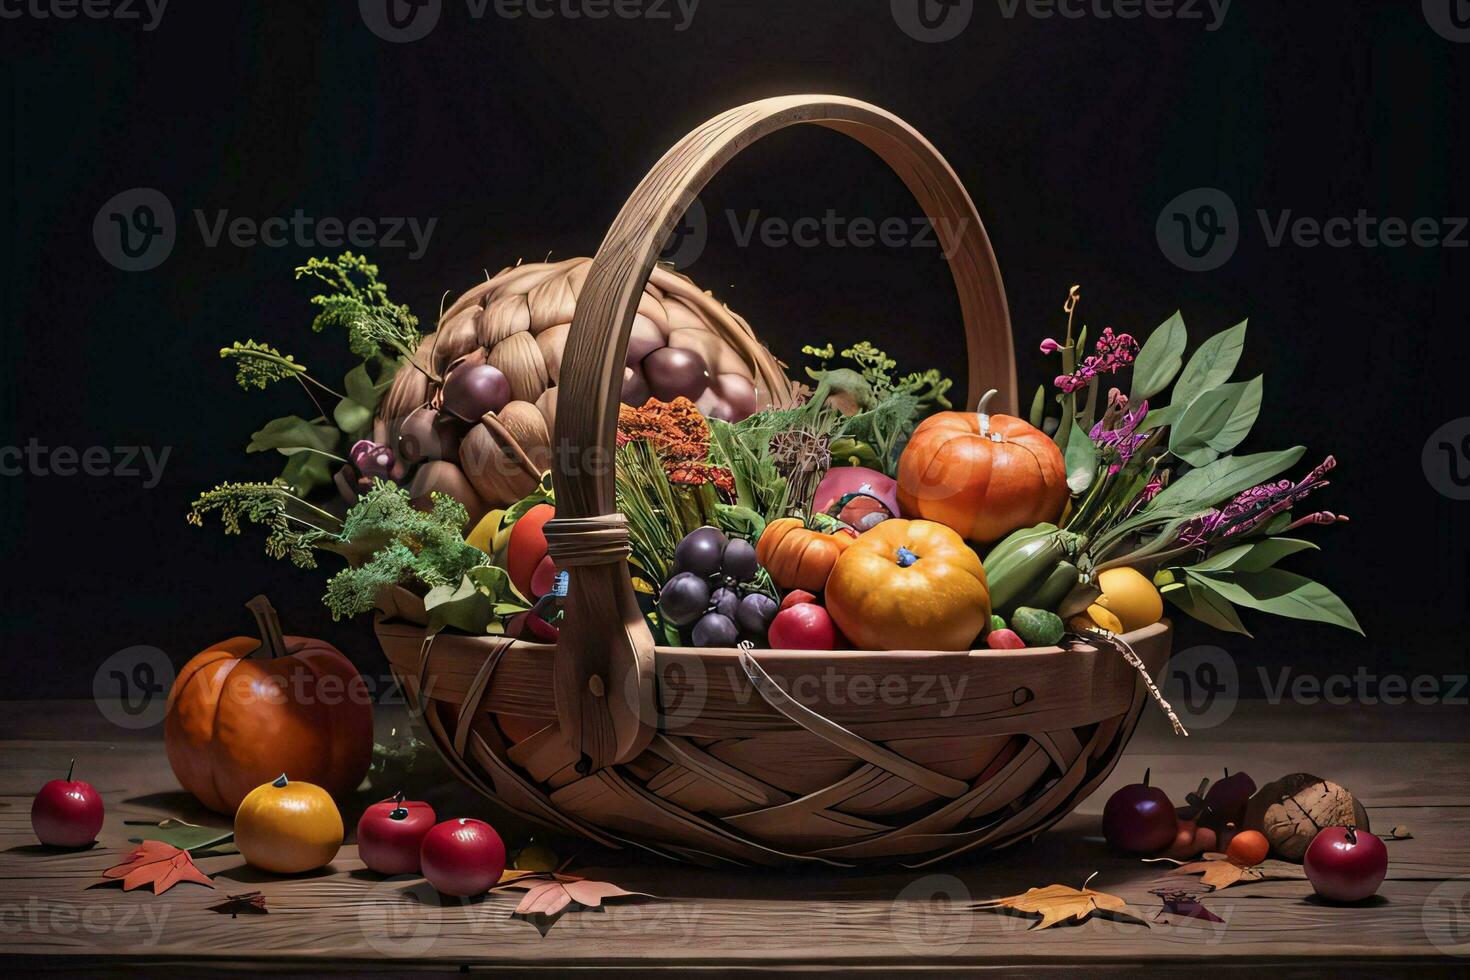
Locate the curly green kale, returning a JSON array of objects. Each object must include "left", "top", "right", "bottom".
[{"left": 188, "top": 480, "right": 485, "bottom": 620}]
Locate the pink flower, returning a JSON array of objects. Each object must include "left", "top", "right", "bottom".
[
  {"left": 1052, "top": 328, "right": 1139, "bottom": 393},
  {"left": 1040, "top": 338, "right": 1062, "bottom": 354}
]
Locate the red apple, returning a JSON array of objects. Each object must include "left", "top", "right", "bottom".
[
  {"left": 506, "top": 504, "right": 554, "bottom": 598},
  {"left": 420, "top": 818, "right": 506, "bottom": 897},
  {"left": 768, "top": 603, "right": 837, "bottom": 650},
  {"left": 357, "top": 792, "right": 436, "bottom": 876},
  {"left": 1304, "top": 826, "right": 1388, "bottom": 903},
  {"left": 31, "top": 760, "right": 104, "bottom": 848},
  {"left": 1102, "top": 768, "right": 1177, "bottom": 855}
]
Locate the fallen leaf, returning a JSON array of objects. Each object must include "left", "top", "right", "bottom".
[
  {"left": 974, "top": 874, "right": 1149, "bottom": 930},
  {"left": 1150, "top": 888, "right": 1225, "bottom": 923},
  {"left": 492, "top": 871, "right": 655, "bottom": 936},
  {"left": 1157, "top": 854, "right": 1305, "bottom": 890},
  {"left": 100, "top": 840, "right": 216, "bottom": 895},
  {"left": 207, "top": 892, "right": 268, "bottom": 917},
  {"left": 1384, "top": 826, "right": 1413, "bottom": 841},
  {"left": 125, "top": 818, "right": 235, "bottom": 854}
]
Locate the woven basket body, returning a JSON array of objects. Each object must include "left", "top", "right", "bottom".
[{"left": 374, "top": 95, "right": 1173, "bottom": 867}]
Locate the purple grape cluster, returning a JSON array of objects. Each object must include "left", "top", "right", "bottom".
[{"left": 657, "top": 526, "right": 775, "bottom": 647}]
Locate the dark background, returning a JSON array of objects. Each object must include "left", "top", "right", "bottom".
[{"left": 1, "top": 1, "right": 1464, "bottom": 698}]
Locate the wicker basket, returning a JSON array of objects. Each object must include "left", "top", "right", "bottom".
[{"left": 374, "top": 95, "right": 1173, "bottom": 868}]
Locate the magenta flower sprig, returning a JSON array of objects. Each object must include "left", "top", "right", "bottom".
[
  {"left": 1047, "top": 328, "right": 1139, "bottom": 394},
  {"left": 1176, "top": 456, "right": 1342, "bottom": 547},
  {"left": 1090, "top": 388, "right": 1150, "bottom": 471}
]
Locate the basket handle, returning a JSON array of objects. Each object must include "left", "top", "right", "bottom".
[{"left": 544, "top": 95, "right": 1017, "bottom": 772}]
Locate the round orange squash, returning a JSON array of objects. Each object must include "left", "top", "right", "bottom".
[
  {"left": 756, "top": 518, "right": 852, "bottom": 593},
  {"left": 897, "top": 389, "right": 1068, "bottom": 545},
  {"left": 825, "top": 519, "right": 991, "bottom": 651},
  {"left": 164, "top": 596, "right": 373, "bottom": 815}
]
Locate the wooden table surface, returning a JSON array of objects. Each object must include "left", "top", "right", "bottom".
[{"left": 2, "top": 698, "right": 1468, "bottom": 976}]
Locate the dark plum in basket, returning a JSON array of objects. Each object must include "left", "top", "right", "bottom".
[
  {"left": 710, "top": 587, "right": 739, "bottom": 621},
  {"left": 659, "top": 572, "right": 710, "bottom": 627},
  {"left": 673, "top": 526, "right": 727, "bottom": 578},
  {"left": 693, "top": 612, "right": 739, "bottom": 648},
  {"left": 721, "top": 538, "right": 759, "bottom": 583},
  {"left": 736, "top": 593, "right": 778, "bottom": 638},
  {"left": 442, "top": 364, "right": 511, "bottom": 422}
]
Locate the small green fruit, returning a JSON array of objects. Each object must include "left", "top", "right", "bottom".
[{"left": 1012, "top": 606, "right": 1065, "bottom": 647}]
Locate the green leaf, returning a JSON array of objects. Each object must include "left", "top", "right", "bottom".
[
  {"left": 1130, "top": 311, "right": 1187, "bottom": 403},
  {"left": 247, "top": 415, "right": 340, "bottom": 456},
  {"left": 1190, "top": 568, "right": 1362, "bottom": 634},
  {"left": 1191, "top": 537, "right": 1317, "bottom": 573},
  {"left": 1141, "top": 403, "right": 1181, "bottom": 431},
  {"left": 1065, "top": 420, "right": 1097, "bottom": 494},
  {"left": 425, "top": 565, "right": 530, "bottom": 635},
  {"left": 344, "top": 361, "right": 391, "bottom": 413},
  {"left": 1173, "top": 320, "right": 1247, "bottom": 408},
  {"left": 280, "top": 450, "right": 334, "bottom": 497},
  {"left": 1148, "top": 447, "right": 1305, "bottom": 514},
  {"left": 333, "top": 398, "right": 373, "bottom": 435},
  {"left": 125, "top": 819, "right": 236, "bottom": 854},
  {"left": 1164, "top": 577, "right": 1253, "bottom": 636},
  {"left": 1169, "top": 376, "right": 1264, "bottom": 466},
  {"left": 1029, "top": 384, "right": 1046, "bottom": 429}
]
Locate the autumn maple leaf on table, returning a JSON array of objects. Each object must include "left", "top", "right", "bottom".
[
  {"left": 492, "top": 869, "right": 655, "bottom": 936},
  {"left": 975, "top": 875, "right": 1149, "bottom": 930},
  {"left": 98, "top": 840, "right": 216, "bottom": 895}
]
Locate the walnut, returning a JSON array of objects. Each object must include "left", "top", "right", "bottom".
[{"left": 1244, "top": 773, "right": 1370, "bottom": 860}]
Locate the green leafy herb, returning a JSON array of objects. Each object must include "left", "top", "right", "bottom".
[
  {"left": 295, "top": 252, "right": 424, "bottom": 368},
  {"left": 220, "top": 340, "right": 308, "bottom": 390},
  {"left": 1129, "top": 310, "right": 1187, "bottom": 402}
]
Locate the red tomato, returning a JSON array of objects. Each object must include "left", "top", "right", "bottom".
[{"left": 768, "top": 604, "right": 837, "bottom": 650}]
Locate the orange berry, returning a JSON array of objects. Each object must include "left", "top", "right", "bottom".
[{"left": 1226, "top": 829, "right": 1270, "bottom": 867}]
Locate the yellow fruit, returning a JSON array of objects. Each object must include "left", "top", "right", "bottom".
[
  {"left": 234, "top": 774, "right": 343, "bottom": 874},
  {"left": 1084, "top": 604, "right": 1126, "bottom": 634},
  {"left": 466, "top": 509, "right": 508, "bottom": 555},
  {"left": 1090, "top": 567, "right": 1164, "bottom": 633}
]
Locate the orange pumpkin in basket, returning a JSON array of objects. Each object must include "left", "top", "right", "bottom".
[
  {"left": 756, "top": 518, "right": 853, "bottom": 593},
  {"left": 897, "top": 389, "right": 1068, "bottom": 546},
  {"left": 164, "top": 596, "right": 372, "bottom": 815},
  {"left": 825, "top": 519, "right": 991, "bottom": 651}
]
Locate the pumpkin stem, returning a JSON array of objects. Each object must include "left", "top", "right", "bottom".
[
  {"left": 896, "top": 546, "right": 919, "bottom": 568},
  {"left": 272, "top": 773, "right": 289, "bottom": 788},
  {"left": 975, "top": 389, "right": 1002, "bottom": 441},
  {"left": 245, "top": 595, "right": 289, "bottom": 660}
]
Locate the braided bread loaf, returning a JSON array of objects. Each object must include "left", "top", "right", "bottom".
[{"left": 376, "top": 258, "right": 797, "bottom": 523}]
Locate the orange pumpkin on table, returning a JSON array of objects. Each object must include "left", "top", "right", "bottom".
[
  {"left": 825, "top": 519, "right": 991, "bottom": 651},
  {"left": 164, "top": 596, "right": 372, "bottom": 815},
  {"left": 756, "top": 517, "right": 853, "bottom": 593},
  {"left": 897, "top": 389, "right": 1068, "bottom": 546}
]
